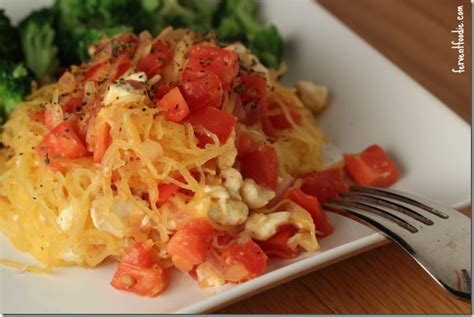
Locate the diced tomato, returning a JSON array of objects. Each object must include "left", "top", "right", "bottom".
[
  {"left": 63, "top": 97, "right": 83, "bottom": 114},
  {"left": 157, "top": 87, "right": 190, "bottom": 122},
  {"left": 237, "top": 71, "right": 267, "bottom": 125},
  {"left": 221, "top": 240, "right": 267, "bottom": 283},
  {"left": 29, "top": 109, "right": 45, "bottom": 123},
  {"left": 120, "top": 242, "right": 154, "bottom": 268},
  {"left": 111, "top": 263, "right": 168, "bottom": 297},
  {"left": 236, "top": 130, "right": 258, "bottom": 158},
  {"left": 136, "top": 40, "right": 173, "bottom": 78},
  {"left": 83, "top": 62, "right": 109, "bottom": 82},
  {"left": 267, "top": 99, "right": 302, "bottom": 130},
  {"left": 239, "top": 144, "right": 279, "bottom": 190},
  {"left": 181, "top": 71, "right": 224, "bottom": 110},
  {"left": 111, "top": 243, "right": 168, "bottom": 297},
  {"left": 36, "top": 121, "right": 89, "bottom": 164},
  {"left": 258, "top": 224, "right": 300, "bottom": 259},
  {"left": 344, "top": 144, "right": 400, "bottom": 187},
  {"left": 288, "top": 188, "right": 333, "bottom": 237},
  {"left": 300, "top": 168, "right": 349, "bottom": 203},
  {"left": 93, "top": 122, "right": 111, "bottom": 163},
  {"left": 154, "top": 84, "right": 175, "bottom": 100},
  {"left": 187, "top": 107, "right": 237, "bottom": 146},
  {"left": 185, "top": 44, "right": 239, "bottom": 90},
  {"left": 113, "top": 53, "right": 133, "bottom": 80},
  {"left": 167, "top": 218, "right": 215, "bottom": 272},
  {"left": 157, "top": 183, "right": 180, "bottom": 205}
]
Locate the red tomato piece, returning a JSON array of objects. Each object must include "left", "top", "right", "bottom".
[
  {"left": 62, "top": 97, "right": 83, "bottom": 114},
  {"left": 300, "top": 168, "right": 349, "bottom": 203},
  {"left": 111, "top": 263, "right": 168, "bottom": 297},
  {"left": 83, "top": 62, "right": 109, "bottom": 82},
  {"left": 113, "top": 53, "right": 133, "bottom": 80},
  {"left": 237, "top": 71, "right": 267, "bottom": 125},
  {"left": 137, "top": 40, "right": 173, "bottom": 78},
  {"left": 153, "top": 84, "right": 175, "bottom": 100},
  {"left": 258, "top": 224, "right": 300, "bottom": 259},
  {"left": 157, "top": 183, "right": 180, "bottom": 205},
  {"left": 157, "top": 87, "right": 190, "bottom": 122},
  {"left": 166, "top": 218, "right": 215, "bottom": 272},
  {"left": 93, "top": 122, "right": 111, "bottom": 163},
  {"left": 288, "top": 188, "right": 333, "bottom": 237},
  {"left": 111, "top": 243, "right": 168, "bottom": 297},
  {"left": 120, "top": 242, "right": 154, "bottom": 268},
  {"left": 221, "top": 240, "right": 267, "bottom": 283},
  {"left": 344, "top": 144, "right": 400, "bottom": 187},
  {"left": 181, "top": 71, "right": 224, "bottom": 110},
  {"left": 185, "top": 44, "right": 239, "bottom": 90},
  {"left": 36, "top": 121, "right": 89, "bottom": 163},
  {"left": 239, "top": 144, "right": 279, "bottom": 190},
  {"left": 187, "top": 107, "right": 237, "bottom": 145},
  {"left": 29, "top": 109, "right": 45, "bottom": 123}
]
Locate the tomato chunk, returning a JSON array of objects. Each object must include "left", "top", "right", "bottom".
[
  {"left": 301, "top": 168, "right": 349, "bottom": 203},
  {"left": 111, "top": 243, "right": 168, "bottom": 297},
  {"left": 237, "top": 71, "right": 267, "bottom": 125},
  {"left": 221, "top": 240, "right": 267, "bottom": 283},
  {"left": 288, "top": 188, "right": 333, "bottom": 237},
  {"left": 93, "top": 122, "right": 111, "bottom": 163},
  {"left": 258, "top": 224, "right": 300, "bottom": 259},
  {"left": 136, "top": 40, "right": 173, "bottom": 78},
  {"left": 158, "top": 87, "right": 190, "bottom": 122},
  {"left": 167, "top": 218, "right": 215, "bottom": 272},
  {"left": 157, "top": 183, "right": 180, "bottom": 205},
  {"left": 185, "top": 44, "right": 239, "bottom": 90},
  {"left": 239, "top": 144, "right": 279, "bottom": 190},
  {"left": 267, "top": 99, "right": 302, "bottom": 130},
  {"left": 344, "top": 144, "right": 400, "bottom": 187},
  {"left": 181, "top": 71, "right": 224, "bottom": 110},
  {"left": 187, "top": 107, "right": 237, "bottom": 145},
  {"left": 36, "top": 121, "right": 89, "bottom": 163}
]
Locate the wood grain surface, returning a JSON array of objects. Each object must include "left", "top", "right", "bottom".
[{"left": 218, "top": 0, "right": 472, "bottom": 314}]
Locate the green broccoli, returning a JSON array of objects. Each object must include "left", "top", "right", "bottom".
[
  {"left": 19, "top": 8, "right": 60, "bottom": 81},
  {"left": 54, "top": 0, "right": 145, "bottom": 65},
  {"left": 214, "top": 0, "right": 284, "bottom": 68},
  {"left": 0, "top": 59, "right": 33, "bottom": 124},
  {"left": 0, "top": 10, "right": 22, "bottom": 63}
]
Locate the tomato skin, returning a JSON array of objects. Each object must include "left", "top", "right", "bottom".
[
  {"left": 111, "top": 242, "right": 168, "bottom": 297},
  {"left": 187, "top": 107, "right": 237, "bottom": 146},
  {"left": 288, "top": 188, "right": 333, "bottom": 237},
  {"left": 181, "top": 71, "right": 224, "bottom": 110},
  {"left": 136, "top": 40, "right": 173, "bottom": 78},
  {"left": 157, "top": 87, "right": 190, "bottom": 122},
  {"left": 239, "top": 144, "right": 279, "bottom": 190},
  {"left": 36, "top": 121, "right": 89, "bottom": 163},
  {"left": 154, "top": 84, "right": 175, "bottom": 100},
  {"left": 300, "top": 168, "right": 349, "bottom": 203},
  {"left": 157, "top": 183, "right": 180, "bottom": 205},
  {"left": 111, "top": 263, "right": 168, "bottom": 297},
  {"left": 167, "top": 219, "right": 215, "bottom": 271},
  {"left": 63, "top": 97, "right": 83, "bottom": 114},
  {"left": 344, "top": 144, "right": 400, "bottom": 187},
  {"left": 221, "top": 240, "right": 267, "bottom": 283},
  {"left": 186, "top": 44, "right": 239, "bottom": 90},
  {"left": 83, "top": 62, "right": 109, "bottom": 82},
  {"left": 258, "top": 224, "right": 300, "bottom": 259},
  {"left": 93, "top": 122, "right": 111, "bottom": 163},
  {"left": 113, "top": 53, "right": 133, "bottom": 80},
  {"left": 237, "top": 71, "right": 267, "bottom": 125}
]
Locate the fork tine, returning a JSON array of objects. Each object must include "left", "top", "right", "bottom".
[
  {"left": 349, "top": 185, "right": 449, "bottom": 219},
  {"left": 340, "top": 192, "right": 434, "bottom": 225},
  {"left": 323, "top": 201, "right": 416, "bottom": 254}
]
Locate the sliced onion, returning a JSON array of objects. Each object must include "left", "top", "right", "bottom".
[
  {"left": 58, "top": 72, "right": 77, "bottom": 93},
  {"left": 267, "top": 175, "right": 296, "bottom": 208},
  {"left": 232, "top": 97, "right": 246, "bottom": 120}
]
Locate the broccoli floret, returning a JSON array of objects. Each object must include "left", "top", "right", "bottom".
[
  {"left": 0, "top": 10, "right": 22, "bottom": 62},
  {"left": 214, "top": 0, "right": 284, "bottom": 68},
  {"left": 0, "top": 59, "right": 33, "bottom": 124},
  {"left": 151, "top": 0, "right": 214, "bottom": 35},
  {"left": 19, "top": 8, "right": 60, "bottom": 81},
  {"left": 54, "top": 0, "right": 150, "bottom": 65}
]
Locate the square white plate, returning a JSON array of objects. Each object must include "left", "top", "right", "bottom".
[{"left": 0, "top": 0, "right": 470, "bottom": 313}]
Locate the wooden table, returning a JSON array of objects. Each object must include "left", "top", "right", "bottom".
[{"left": 218, "top": 0, "right": 471, "bottom": 313}]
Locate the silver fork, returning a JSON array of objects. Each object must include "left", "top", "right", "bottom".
[{"left": 323, "top": 185, "right": 471, "bottom": 301}]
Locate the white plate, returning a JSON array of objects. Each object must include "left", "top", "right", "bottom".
[{"left": 0, "top": 0, "right": 470, "bottom": 313}]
